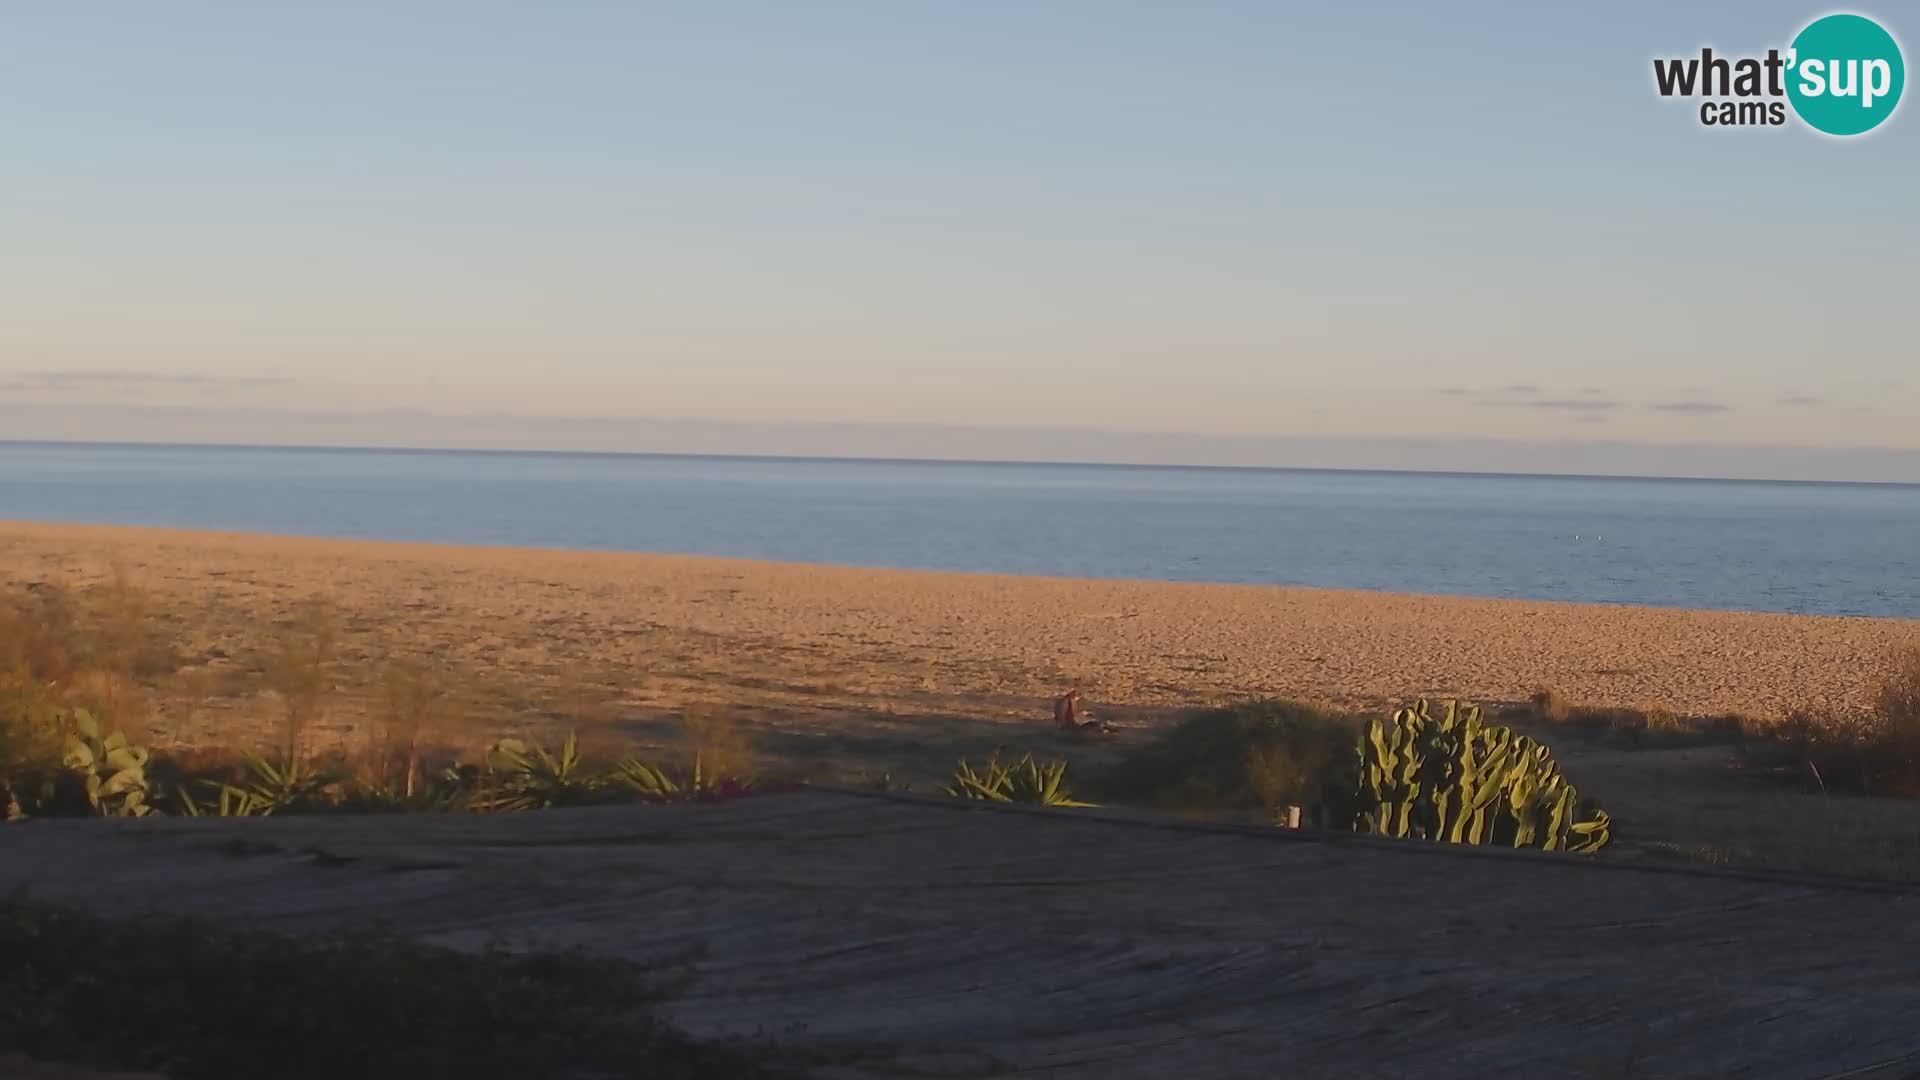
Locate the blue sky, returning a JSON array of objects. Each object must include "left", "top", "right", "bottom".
[{"left": 2, "top": 3, "right": 1915, "bottom": 476}]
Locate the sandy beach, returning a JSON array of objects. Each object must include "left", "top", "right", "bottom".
[{"left": 3, "top": 520, "right": 1915, "bottom": 754}]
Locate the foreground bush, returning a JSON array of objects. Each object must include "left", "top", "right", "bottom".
[{"left": 0, "top": 898, "right": 798, "bottom": 1079}]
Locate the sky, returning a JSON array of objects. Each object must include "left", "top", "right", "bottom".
[{"left": 2, "top": 2, "right": 1916, "bottom": 478}]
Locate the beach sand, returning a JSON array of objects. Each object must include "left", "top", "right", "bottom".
[{"left": 3, "top": 521, "right": 1915, "bottom": 755}]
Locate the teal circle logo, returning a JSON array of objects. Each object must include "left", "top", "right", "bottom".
[{"left": 1787, "top": 13, "right": 1905, "bottom": 135}]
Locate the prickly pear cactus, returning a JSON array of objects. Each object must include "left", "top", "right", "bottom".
[
  {"left": 1356, "top": 699, "right": 1609, "bottom": 852},
  {"left": 62, "top": 709, "right": 155, "bottom": 818}
]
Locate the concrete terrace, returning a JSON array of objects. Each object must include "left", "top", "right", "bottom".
[{"left": 5, "top": 790, "right": 1920, "bottom": 1078}]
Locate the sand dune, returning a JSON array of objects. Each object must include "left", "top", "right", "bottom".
[{"left": 3, "top": 521, "right": 1915, "bottom": 749}]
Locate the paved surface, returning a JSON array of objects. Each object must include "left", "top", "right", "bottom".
[{"left": 6, "top": 791, "right": 1920, "bottom": 1078}]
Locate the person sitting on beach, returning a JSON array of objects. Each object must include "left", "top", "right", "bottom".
[{"left": 1053, "top": 689, "right": 1107, "bottom": 732}]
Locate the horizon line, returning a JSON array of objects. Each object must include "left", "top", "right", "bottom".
[{"left": 6, "top": 437, "right": 1920, "bottom": 491}]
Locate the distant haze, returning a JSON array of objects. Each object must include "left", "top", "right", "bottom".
[{"left": 8, "top": 405, "right": 1920, "bottom": 484}]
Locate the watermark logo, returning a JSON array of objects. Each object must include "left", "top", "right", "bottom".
[{"left": 1653, "top": 12, "right": 1904, "bottom": 135}]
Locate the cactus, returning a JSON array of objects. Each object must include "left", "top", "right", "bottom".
[
  {"left": 1355, "top": 700, "right": 1610, "bottom": 853},
  {"left": 62, "top": 709, "right": 154, "bottom": 818}
]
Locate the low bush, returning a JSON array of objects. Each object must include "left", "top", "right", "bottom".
[
  {"left": 1751, "top": 650, "right": 1920, "bottom": 796},
  {"left": 1091, "top": 699, "right": 1361, "bottom": 824},
  {"left": 1705, "top": 712, "right": 1758, "bottom": 740},
  {"left": 1519, "top": 688, "right": 1747, "bottom": 749},
  {"left": 0, "top": 897, "right": 798, "bottom": 1079},
  {"left": 1529, "top": 686, "right": 1571, "bottom": 724}
]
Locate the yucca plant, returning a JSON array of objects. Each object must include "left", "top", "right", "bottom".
[
  {"left": 333, "top": 764, "right": 483, "bottom": 814},
  {"left": 177, "top": 780, "right": 271, "bottom": 817},
  {"left": 606, "top": 756, "right": 683, "bottom": 800},
  {"left": 475, "top": 733, "right": 599, "bottom": 811},
  {"left": 336, "top": 775, "right": 411, "bottom": 814},
  {"left": 230, "top": 751, "right": 336, "bottom": 815},
  {"left": 945, "top": 753, "right": 1094, "bottom": 807},
  {"left": 605, "top": 751, "right": 753, "bottom": 802},
  {"left": 177, "top": 751, "right": 336, "bottom": 817}
]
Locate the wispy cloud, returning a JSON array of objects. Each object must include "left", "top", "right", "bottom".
[
  {"left": 1530, "top": 398, "right": 1624, "bottom": 410},
  {"left": 1502, "top": 383, "right": 1542, "bottom": 395},
  {"left": 1649, "top": 401, "right": 1732, "bottom": 414},
  {"left": 1578, "top": 386, "right": 1607, "bottom": 396},
  {"left": 1476, "top": 397, "right": 1624, "bottom": 411},
  {"left": 1778, "top": 395, "right": 1821, "bottom": 407},
  {"left": 8, "top": 370, "right": 295, "bottom": 390},
  {"left": 1437, "top": 387, "right": 1471, "bottom": 396}
]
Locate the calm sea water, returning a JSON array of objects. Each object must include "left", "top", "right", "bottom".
[{"left": 2, "top": 441, "right": 1917, "bottom": 619}]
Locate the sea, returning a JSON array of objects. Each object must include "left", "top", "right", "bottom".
[{"left": 2, "top": 441, "right": 1916, "bottom": 619}]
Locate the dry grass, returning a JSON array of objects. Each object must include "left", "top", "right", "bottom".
[
  {"left": 264, "top": 597, "right": 339, "bottom": 762},
  {"left": 0, "top": 572, "right": 160, "bottom": 727},
  {"left": 368, "top": 659, "right": 447, "bottom": 798},
  {"left": 1523, "top": 687, "right": 1756, "bottom": 751},
  {"left": 1643, "top": 706, "right": 1683, "bottom": 734},
  {"left": 1752, "top": 648, "right": 1920, "bottom": 798},
  {"left": 1530, "top": 686, "right": 1572, "bottom": 724},
  {"left": 674, "top": 707, "right": 757, "bottom": 780},
  {"left": 1, "top": 580, "right": 151, "bottom": 808},
  {"left": 1705, "top": 712, "right": 1759, "bottom": 740}
]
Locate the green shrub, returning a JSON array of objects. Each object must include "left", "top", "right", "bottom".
[{"left": 1091, "top": 700, "right": 1360, "bottom": 823}]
